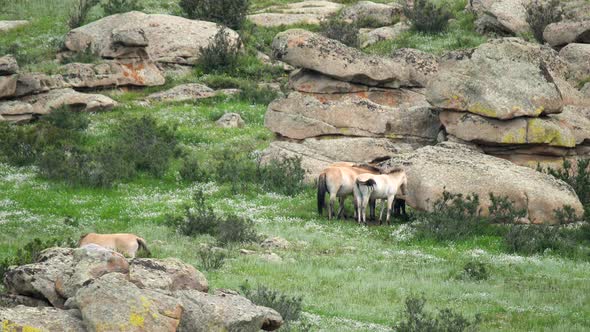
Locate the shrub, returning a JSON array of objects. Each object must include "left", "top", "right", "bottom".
[
  {"left": 503, "top": 224, "right": 576, "bottom": 256},
  {"left": 395, "top": 295, "right": 480, "bottom": 332},
  {"left": 69, "top": 0, "right": 100, "bottom": 29},
  {"left": 0, "top": 123, "right": 38, "bottom": 166},
  {"left": 180, "top": 156, "right": 211, "bottom": 182},
  {"left": 102, "top": 0, "right": 142, "bottom": 15},
  {"left": 215, "top": 214, "right": 259, "bottom": 245},
  {"left": 179, "top": 0, "right": 250, "bottom": 29},
  {"left": 488, "top": 193, "right": 526, "bottom": 224},
  {"left": 197, "top": 27, "right": 241, "bottom": 74},
  {"left": 526, "top": 0, "right": 562, "bottom": 43},
  {"left": 554, "top": 205, "right": 579, "bottom": 224},
  {"left": 240, "top": 283, "right": 303, "bottom": 324},
  {"left": 458, "top": 261, "right": 489, "bottom": 281},
  {"left": 258, "top": 156, "right": 306, "bottom": 197},
  {"left": 215, "top": 149, "right": 257, "bottom": 194},
  {"left": 542, "top": 159, "right": 590, "bottom": 219},
  {"left": 169, "top": 189, "right": 219, "bottom": 237},
  {"left": 196, "top": 247, "right": 226, "bottom": 270},
  {"left": 320, "top": 16, "right": 360, "bottom": 48},
  {"left": 403, "top": 0, "right": 452, "bottom": 33}
]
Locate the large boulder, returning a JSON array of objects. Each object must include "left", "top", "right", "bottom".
[
  {"left": 427, "top": 38, "right": 564, "bottom": 119},
  {"left": 272, "top": 29, "right": 412, "bottom": 87},
  {"left": 19, "top": 88, "right": 117, "bottom": 115},
  {"left": 3, "top": 248, "right": 74, "bottom": 308},
  {"left": 390, "top": 48, "right": 439, "bottom": 87},
  {"left": 544, "top": 20, "right": 590, "bottom": 47},
  {"left": 61, "top": 59, "right": 165, "bottom": 88},
  {"left": 559, "top": 43, "right": 590, "bottom": 83},
  {"left": 66, "top": 273, "right": 183, "bottom": 332},
  {"left": 0, "top": 306, "right": 85, "bottom": 332},
  {"left": 359, "top": 22, "right": 411, "bottom": 48},
  {"left": 0, "top": 20, "right": 29, "bottom": 32},
  {"left": 264, "top": 91, "right": 440, "bottom": 140},
  {"left": 0, "top": 74, "right": 17, "bottom": 99},
  {"left": 467, "top": 0, "right": 531, "bottom": 35},
  {"left": 380, "top": 142, "right": 584, "bottom": 224},
  {"left": 289, "top": 69, "right": 368, "bottom": 94},
  {"left": 129, "top": 258, "right": 208, "bottom": 293},
  {"left": 339, "top": 1, "right": 402, "bottom": 26},
  {"left": 147, "top": 83, "right": 215, "bottom": 102},
  {"left": 247, "top": 1, "right": 342, "bottom": 27},
  {"left": 0, "top": 55, "right": 18, "bottom": 75},
  {"left": 65, "top": 12, "right": 240, "bottom": 65},
  {"left": 261, "top": 137, "right": 421, "bottom": 180},
  {"left": 15, "top": 73, "right": 68, "bottom": 97},
  {"left": 176, "top": 289, "right": 283, "bottom": 332}
]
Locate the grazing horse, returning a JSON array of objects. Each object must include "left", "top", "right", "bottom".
[
  {"left": 78, "top": 233, "right": 151, "bottom": 258},
  {"left": 317, "top": 163, "right": 380, "bottom": 220},
  {"left": 354, "top": 169, "right": 408, "bottom": 225}
]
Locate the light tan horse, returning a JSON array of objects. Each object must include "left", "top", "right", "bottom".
[
  {"left": 354, "top": 169, "right": 408, "bottom": 225},
  {"left": 317, "top": 163, "right": 380, "bottom": 219},
  {"left": 78, "top": 233, "right": 151, "bottom": 258}
]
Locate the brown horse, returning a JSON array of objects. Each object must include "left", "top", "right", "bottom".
[{"left": 317, "top": 163, "right": 380, "bottom": 219}]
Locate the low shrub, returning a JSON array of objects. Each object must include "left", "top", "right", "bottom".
[
  {"left": 101, "top": 0, "right": 142, "bottom": 15},
  {"left": 554, "top": 205, "right": 579, "bottom": 224},
  {"left": 197, "top": 27, "right": 241, "bottom": 74},
  {"left": 541, "top": 159, "right": 590, "bottom": 219},
  {"left": 215, "top": 149, "right": 257, "bottom": 194},
  {"left": 320, "top": 16, "right": 360, "bottom": 48},
  {"left": 196, "top": 247, "right": 226, "bottom": 271},
  {"left": 0, "top": 123, "right": 38, "bottom": 166},
  {"left": 403, "top": 0, "right": 452, "bottom": 33},
  {"left": 179, "top": 0, "right": 250, "bottom": 29},
  {"left": 488, "top": 193, "right": 526, "bottom": 224},
  {"left": 69, "top": 0, "right": 100, "bottom": 29},
  {"left": 257, "top": 156, "right": 306, "bottom": 197},
  {"left": 240, "top": 283, "right": 303, "bottom": 324},
  {"left": 179, "top": 156, "right": 211, "bottom": 182},
  {"left": 503, "top": 224, "right": 577, "bottom": 257},
  {"left": 395, "top": 295, "right": 480, "bottom": 332},
  {"left": 215, "top": 214, "right": 259, "bottom": 245},
  {"left": 458, "top": 261, "right": 489, "bottom": 281},
  {"left": 526, "top": 0, "right": 562, "bottom": 43}
]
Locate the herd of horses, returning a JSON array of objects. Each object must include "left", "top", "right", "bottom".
[{"left": 316, "top": 162, "right": 408, "bottom": 225}]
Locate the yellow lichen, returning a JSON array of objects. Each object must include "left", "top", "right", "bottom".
[
  {"left": 130, "top": 313, "right": 145, "bottom": 328},
  {"left": 527, "top": 118, "right": 576, "bottom": 147},
  {"left": 469, "top": 103, "right": 498, "bottom": 118},
  {"left": 2, "top": 321, "right": 42, "bottom": 332},
  {"left": 501, "top": 127, "right": 527, "bottom": 144}
]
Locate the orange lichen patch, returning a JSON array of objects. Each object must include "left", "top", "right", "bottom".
[
  {"left": 122, "top": 62, "right": 146, "bottom": 85},
  {"left": 287, "top": 36, "right": 307, "bottom": 48}
]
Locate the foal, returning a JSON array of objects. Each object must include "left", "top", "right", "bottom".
[{"left": 354, "top": 169, "right": 408, "bottom": 225}]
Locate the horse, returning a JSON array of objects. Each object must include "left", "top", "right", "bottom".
[
  {"left": 354, "top": 168, "right": 408, "bottom": 225},
  {"left": 317, "top": 163, "right": 380, "bottom": 220},
  {"left": 78, "top": 233, "right": 151, "bottom": 258}
]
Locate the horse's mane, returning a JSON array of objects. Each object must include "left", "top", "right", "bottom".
[
  {"left": 382, "top": 166, "right": 406, "bottom": 174},
  {"left": 352, "top": 163, "right": 382, "bottom": 173}
]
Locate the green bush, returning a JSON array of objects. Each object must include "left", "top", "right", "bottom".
[
  {"left": 458, "top": 261, "right": 489, "bottom": 281},
  {"left": 102, "top": 0, "right": 142, "bottom": 15},
  {"left": 197, "top": 27, "right": 241, "bottom": 74},
  {"left": 554, "top": 205, "right": 579, "bottom": 224},
  {"left": 258, "top": 156, "right": 306, "bottom": 197},
  {"left": 395, "top": 295, "right": 480, "bottom": 332},
  {"left": 214, "top": 149, "right": 257, "bottom": 194},
  {"left": 69, "top": 0, "right": 100, "bottom": 29},
  {"left": 542, "top": 159, "right": 590, "bottom": 219},
  {"left": 0, "top": 123, "right": 38, "bottom": 166},
  {"left": 216, "top": 214, "right": 259, "bottom": 245},
  {"left": 180, "top": 156, "right": 211, "bottom": 182},
  {"left": 526, "top": 0, "right": 562, "bottom": 43},
  {"left": 403, "top": 0, "right": 452, "bottom": 33},
  {"left": 320, "top": 16, "right": 360, "bottom": 48},
  {"left": 179, "top": 0, "right": 250, "bottom": 29},
  {"left": 488, "top": 193, "right": 527, "bottom": 224},
  {"left": 503, "top": 225, "right": 577, "bottom": 257},
  {"left": 240, "top": 283, "right": 303, "bottom": 324},
  {"left": 196, "top": 247, "right": 226, "bottom": 271}
]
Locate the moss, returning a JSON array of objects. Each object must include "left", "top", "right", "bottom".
[
  {"left": 501, "top": 127, "right": 527, "bottom": 144},
  {"left": 527, "top": 118, "right": 576, "bottom": 147}
]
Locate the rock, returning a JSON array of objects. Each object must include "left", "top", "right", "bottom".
[
  {"left": 240, "top": 249, "right": 257, "bottom": 255},
  {"left": 0, "top": 306, "right": 85, "bottom": 332},
  {"left": 379, "top": 142, "right": 584, "bottom": 224},
  {"left": 3, "top": 248, "right": 74, "bottom": 308},
  {"left": 0, "top": 74, "right": 17, "bottom": 99},
  {"left": 289, "top": 69, "right": 368, "bottom": 94},
  {"left": 129, "top": 258, "right": 208, "bottom": 293},
  {"left": 0, "top": 100, "right": 33, "bottom": 116},
  {"left": 66, "top": 273, "right": 183, "bottom": 332},
  {"left": 0, "top": 55, "right": 18, "bottom": 75},
  {"left": 216, "top": 112, "right": 245, "bottom": 128},
  {"left": 582, "top": 83, "right": 590, "bottom": 98},
  {"left": 390, "top": 48, "right": 439, "bottom": 87},
  {"left": 439, "top": 108, "right": 590, "bottom": 148},
  {"left": 427, "top": 38, "right": 563, "bottom": 120},
  {"left": 272, "top": 29, "right": 412, "bottom": 87},
  {"left": 467, "top": 0, "right": 531, "bottom": 35},
  {"left": 248, "top": 1, "right": 342, "bottom": 27},
  {"left": 15, "top": 73, "right": 68, "bottom": 97},
  {"left": 562, "top": 0, "right": 590, "bottom": 21},
  {"left": 559, "top": 43, "right": 590, "bottom": 83},
  {"left": 55, "top": 244, "right": 129, "bottom": 300},
  {"left": 19, "top": 88, "right": 117, "bottom": 115},
  {"left": 176, "top": 289, "right": 283, "bottom": 331},
  {"left": 261, "top": 237, "right": 290, "bottom": 249},
  {"left": 256, "top": 51, "right": 295, "bottom": 72},
  {"left": 65, "top": 12, "right": 240, "bottom": 65},
  {"left": 147, "top": 83, "right": 215, "bottom": 102},
  {"left": 0, "top": 20, "right": 29, "bottom": 32},
  {"left": 544, "top": 20, "right": 590, "bottom": 47},
  {"left": 0, "top": 294, "right": 50, "bottom": 308},
  {"left": 260, "top": 252, "right": 282, "bottom": 263},
  {"left": 261, "top": 137, "right": 420, "bottom": 180},
  {"left": 61, "top": 59, "right": 165, "bottom": 88},
  {"left": 264, "top": 91, "right": 440, "bottom": 140},
  {"left": 339, "top": 1, "right": 402, "bottom": 26},
  {"left": 359, "top": 22, "right": 411, "bottom": 48}
]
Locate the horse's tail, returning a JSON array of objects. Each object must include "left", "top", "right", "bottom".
[
  {"left": 78, "top": 233, "right": 89, "bottom": 246},
  {"left": 136, "top": 237, "right": 151, "bottom": 257},
  {"left": 317, "top": 173, "right": 327, "bottom": 215},
  {"left": 355, "top": 178, "right": 376, "bottom": 201}
]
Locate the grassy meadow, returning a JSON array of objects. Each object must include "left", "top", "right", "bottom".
[{"left": 1, "top": 0, "right": 590, "bottom": 331}]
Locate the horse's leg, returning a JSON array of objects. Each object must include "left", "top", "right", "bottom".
[
  {"left": 386, "top": 196, "right": 395, "bottom": 225},
  {"left": 379, "top": 199, "right": 386, "bottom": 225},
  {"left": 329, "top": 193, "right": 337, "bottom": 220},
  {"left": 337, "top": 196, "right": 346, "bottom": 219},
  {"left": 362, "top": 196, "right": 371, "bottom": 225},
  {"left": 369, "top": 198, "right": 376, "bottom": 221}
]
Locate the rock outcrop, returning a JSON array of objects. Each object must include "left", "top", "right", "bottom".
[
  {"left": 359, "top": 22, "right": 411, "bottom": 48},
  {"left": 467, "top": 0, "right": 531, "bottom": 35},
  {"left": 380, "top": 142, "right": 584, "bottom": 224},
  {"left": 339, "top": 1, "right": 402, "bottom": 26},
  {"left": 1, "top": 246, "right": 283, "bottom": 331},
  {"left": 247, "top": 1, "right": 343, "bottom": 27},
  {"left": 0, "top": 20, "right": 29, "bottom": 32},
  {"left": 559, "top": 43, "right": 590, "bottom": 83},
  {"left": 544, "top": 20, "right": 590, "bottom": 47}
]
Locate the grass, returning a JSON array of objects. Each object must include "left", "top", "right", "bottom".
[{"left": 1, "top": 0, "right": 589, "bottom": 331}]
